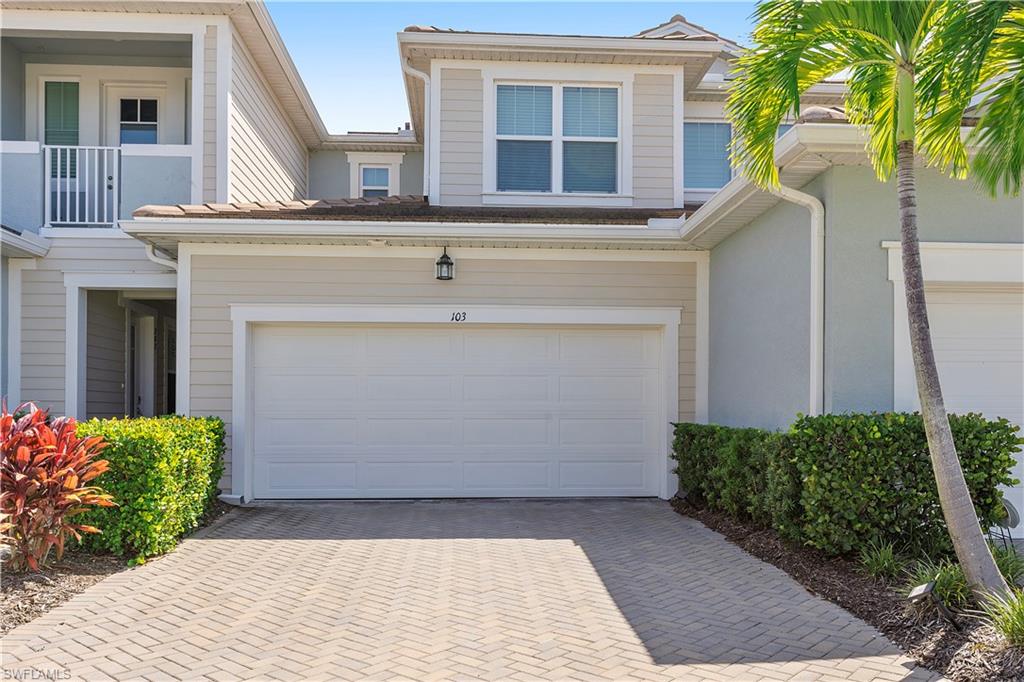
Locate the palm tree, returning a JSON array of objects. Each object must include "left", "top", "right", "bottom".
[{"left": 727, "top": 0, "right": 1022, "bottom": 598}]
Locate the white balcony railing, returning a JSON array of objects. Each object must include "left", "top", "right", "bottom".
[{"left": 43, "top": 145, "right": 119, "bottom": 227}]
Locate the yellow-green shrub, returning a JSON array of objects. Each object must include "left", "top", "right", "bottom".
[{"left": 76, "top": 416, "right": 224, "bottom": 562}]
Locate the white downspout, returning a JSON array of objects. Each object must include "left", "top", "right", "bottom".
[
  {"left": 770, "top": 184, "right": 825, "bottom": 416},
  {"left": 145, "top": 244, "right": 178, "bottom": 272},
  {"left": 401, "top": 59, "right": 430, "bottom": 199}
]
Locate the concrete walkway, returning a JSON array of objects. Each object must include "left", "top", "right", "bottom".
[{"left": 1, "top": 500, "right": 936, "bottom": 681}]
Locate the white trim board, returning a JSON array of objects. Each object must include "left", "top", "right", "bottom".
[
  {"left": 228, "top": 304, "right": 682, "bottom": 503},
  {"left": 346, "top": 152, "right": 404, "bottom": 198},
  {"left": 62, "top": 272, "right": 177, "bottom": 419},
  {"left": 884, "top": 241, "right": 1024, "bottom": 411}
]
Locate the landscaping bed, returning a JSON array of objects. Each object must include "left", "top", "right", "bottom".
[{"left": 672, "top": 498, "right": 1024, "bottom": 681}]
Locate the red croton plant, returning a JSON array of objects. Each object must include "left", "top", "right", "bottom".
[{"left": 0, "top": 402, "right": 115, "bottom": 571}]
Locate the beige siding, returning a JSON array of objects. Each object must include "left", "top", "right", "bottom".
[
  {"left": 188, "top": 254, "right": 698, "bottom": 489},
  {"left": 86, "top": 290, "right": 125, "bottom": 419},
  {"left": 439, "top": 68, "right": 483, "bottom": 206},
  {"left": 203, "top": 25, "right": 218, "bottom": 202},
  {"left": 228, "top": 30, "right": 307, "bottom": 202},
  {"left": 633, "top": 74, "right": 675, "bottom": 208},
  {"left": 18, "top": 235, "right": 171, "bottom": 416}
]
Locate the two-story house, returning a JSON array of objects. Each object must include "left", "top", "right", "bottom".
[{"left": 2, "top": 4, "right": 1021, "bottom": 510}]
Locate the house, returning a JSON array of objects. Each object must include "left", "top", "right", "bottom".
[{"left": 1, "top": 5, "right": 1021, "bottom": 509}]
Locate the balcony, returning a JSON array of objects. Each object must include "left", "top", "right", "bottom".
[{"left": 0, "top": 31, "right": 196, "bottom": 233}]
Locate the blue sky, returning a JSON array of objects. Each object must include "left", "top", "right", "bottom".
[{"left": 266, "top": 1, "right": 758, "bottom": 134}]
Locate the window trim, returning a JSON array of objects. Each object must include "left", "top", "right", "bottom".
[
  {"left": 482, "top": 72, "right": 632, "bottom": 205},
  {"left": 118, "top": 97, "right": 160, "bottom": 145},
  {"left": 345, "top": 152, "right": 403, "bottom": 198}
]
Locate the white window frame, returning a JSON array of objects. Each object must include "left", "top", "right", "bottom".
[
  {"left": 346, "top": 152, "right": 403, "bottom": 198},
  {"left": 682, "top": 119, "right": 734, "bottom": 199},
  {"left": 490, "top": 80, "right": 622, "bottom": 199},
  {"left": 117, "top": 96, "right": 160, "bottom": 145},
  {"left": 358, "top": 165, "right": 391, "bottom": 198}
]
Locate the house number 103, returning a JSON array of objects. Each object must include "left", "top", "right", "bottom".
[{"left": 450, "top": 312, "right": 467, "bottom": 322}]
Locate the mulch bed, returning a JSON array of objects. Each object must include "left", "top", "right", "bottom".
[
  {"left": 1, "top": 499, "right": 236, "bottom": 636},
  {"left": 671, "top": 497, "right": 1024, "bottom": 682}
]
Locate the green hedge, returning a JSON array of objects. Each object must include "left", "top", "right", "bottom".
[
  {"left": 673, "top": 413, "right": 1021, "bottom": 557},
  {"left": 76, "top": 416, "right": 225, "bottom": 562}
]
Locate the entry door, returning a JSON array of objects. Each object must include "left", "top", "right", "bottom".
[{"left": 251, "top": 324, "right": 666, "bottom": 499}]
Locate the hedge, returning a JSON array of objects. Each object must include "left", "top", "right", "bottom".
[
  {"left": 76, "top": 416, "right": 225, "bottom": 562},
  {"left": 673, "top": 413, "right": 1021, "bottom": 557}
]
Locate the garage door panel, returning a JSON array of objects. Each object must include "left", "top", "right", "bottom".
[{"left": 251, "top": 323, "right": 665, "bottom": 498}]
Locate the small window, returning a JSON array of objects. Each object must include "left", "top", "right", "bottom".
[
  {"left": 120, "top": 98, "right": 158, "bottom": 144},
  {"left": 360, "top": 166, "right": 389, "bottom": 198},
  {"left": 684, "top": 122, "right": 732, "bottom": 189},
  {"left": 777, "top": 123, "right": 794, "bottom": 137}
]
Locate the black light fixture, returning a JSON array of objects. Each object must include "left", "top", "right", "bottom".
[{"left": 435, "top": 247, "right": 454, "bottom": 281}]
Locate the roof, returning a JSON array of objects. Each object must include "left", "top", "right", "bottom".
[
  {"left": 1, "top": 224, "right": 50, "bottom": 258},
  {"left": 679, "top": 122, "right": 873, "bottom": 249},
  {"left": 132, "top": 195, "right": 692, "bottom": 225},
  {"left": 397, "top": 24, "right": 726, "bottom": 143},
  {"left": 634, "top": 14, "right": 743, "bottom": 53}
]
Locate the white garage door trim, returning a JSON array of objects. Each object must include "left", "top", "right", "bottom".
[
  {"left": 229, "top": 304, "right": 682, "bottom": 502},
  {"left": 885, "top": 241, "right": 1024, "bottom": 410}
]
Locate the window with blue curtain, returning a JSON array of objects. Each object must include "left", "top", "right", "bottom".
[
  {"left": 684, "top": 122, "right": 732, "bottom": 189},
  {"left": 496, "top": 85, "right": 552, "bottom": 191},
  {"left": 562, "top": 87, "right": 617, "bottom": 193}
]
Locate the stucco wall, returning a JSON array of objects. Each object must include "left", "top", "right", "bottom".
[
  {"left": 1, "top": 150, "right": 44, "bottom": 233},
  {"left": 186, "top": 252, "right": 698, "bottom": 490},
  {"left": 707, "top": 176, "right": 823, "bottom": 429},
  {"left": 1, "top": 40, "right": 25, "bottom": 140},
  {"left": 120, "top": 155, "right": 192, "bottom": 218},
  {"left": 823, "top": 165, "right": 1024, "bottom": 413}
]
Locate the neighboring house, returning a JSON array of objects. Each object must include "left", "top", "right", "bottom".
[{"left": 1, "top": 5, "right": 1021, "bottom": 510}]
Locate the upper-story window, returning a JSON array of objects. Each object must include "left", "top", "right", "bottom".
[
  {"left": 360, "top": 166, "right": 390, "bottom": 198},
  {"left": 120, "top": 98, "right": 158, "bottom": 144},
  {"left": 684, "top": 122, "right": 732, "bottom": 190},
  {"left": 495, "top": 83, "right": 619, "bottom": 194}
]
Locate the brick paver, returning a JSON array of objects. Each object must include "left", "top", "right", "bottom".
[{"left": 1, "top": 500, "right": 938, "bottom": 681}]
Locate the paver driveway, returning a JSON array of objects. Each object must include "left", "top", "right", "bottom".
[{"left": 2, "top": 500, "right": 935, "bottom": 681}]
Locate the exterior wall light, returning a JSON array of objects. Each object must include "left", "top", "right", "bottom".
[{"left": 436, "top": 247, "right": 454, "bottom": 281}]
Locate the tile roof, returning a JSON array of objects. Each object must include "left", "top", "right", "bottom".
[{"left": 132, "top": 196, "right": 693, "bottom": 225}]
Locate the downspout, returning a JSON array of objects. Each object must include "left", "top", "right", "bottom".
[
  {"left": 145, "top": 244, "right": 178, "bottom": 272},
  {"left": 770, "top": 184, "right": 825, "bottom": 416},
  {"left": 401, "top": 59, "right": 430, "bottom": 199}
]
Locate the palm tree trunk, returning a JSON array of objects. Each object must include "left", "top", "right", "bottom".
[{"left": 896, "top": 140, "right": 1010, "bottom": 599}]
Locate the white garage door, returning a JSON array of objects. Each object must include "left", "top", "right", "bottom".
[
  {"left": 251, "top": 324, "right": 666, "bottom": 498},
  {"left": 927, "top": 289, "right": 1024, "bottom": 512}
]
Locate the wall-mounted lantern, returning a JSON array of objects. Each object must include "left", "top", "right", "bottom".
[{"left": 435, "top": 247, "right": 454, "bottom": 281}]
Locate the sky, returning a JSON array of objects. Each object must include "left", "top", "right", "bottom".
[{"left": 266, "top": 1, "right": 758, "bottom": 134}]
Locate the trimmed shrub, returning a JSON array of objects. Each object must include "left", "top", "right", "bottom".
[
  {"left": 672, "top": 412, "right": 1021, "bottom": 558},
  {"left": 76, "top": 416, "right": 224, "bottom": 563},
  {"left": 786, "top": 413, "right": 1019, "bottom": 556},
  {"left": 0, "top": 403, "right": 115, "bottom": 571}
]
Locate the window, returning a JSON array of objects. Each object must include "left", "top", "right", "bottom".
[
  {"left": 562, "top": 87, "right": 618, "bottom": 193},
  {"left": 777, "top": 123, "right": 794, "bottom": 137},
  {"left": 684, "top": 122, "right": 732, "bottom": 189},
  {"left": 495, "top": 83, "right": 619, "bottom": 194},
  {"left": 120, "top": 98, "right": 158, "bottom": 144},
  {"left": 496, "top": 85, "right": 552, "bottom": 192},
  {"left": 360, "top": 166, "right": 390, "bottom": 198},
  {"left": 44, "top": 81, "right": 79, "bottom": 176}
]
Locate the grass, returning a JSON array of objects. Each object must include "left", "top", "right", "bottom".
[
  {"left": 858, "top": 539, "right": 903, "bottom": 580},
  {"left": 982, "top": 588, "right": 1024, "bottom": 648}
]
